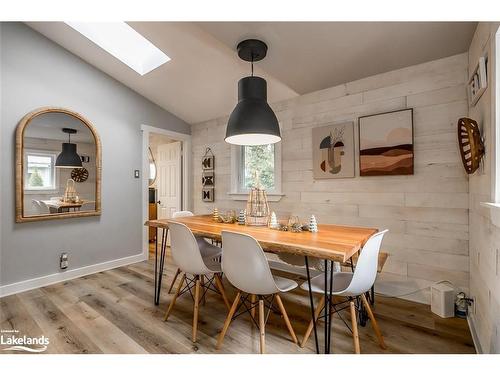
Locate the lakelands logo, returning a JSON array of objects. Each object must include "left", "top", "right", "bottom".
[{"left": 0, "top": 329, "right": 49, "bottom": 353}]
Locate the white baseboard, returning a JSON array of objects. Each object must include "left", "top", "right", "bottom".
[
  {"left": 0, "top": 252, "right": 148, "bottom": 298},
  {"left": 467, "top": 315, "right": 483, "bottom": 354}
]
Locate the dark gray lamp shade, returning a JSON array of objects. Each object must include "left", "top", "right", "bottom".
[
  {"left": 55, "top": 142, "right": 82, "bottom": 168},
  {"left": 225, "top": 76, "right": 281, "bottom": 146}
]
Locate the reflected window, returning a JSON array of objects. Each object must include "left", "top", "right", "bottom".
[{"left": 25, "top": 151, "right": 57, "bottom": 191}]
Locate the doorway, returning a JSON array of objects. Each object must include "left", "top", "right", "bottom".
[{"left": 142, "top": 125, "right": 191, "bottom": 258}]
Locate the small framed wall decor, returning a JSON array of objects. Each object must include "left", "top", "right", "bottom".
[
  {"left": 202, "top": 147, "right": 215, "bottom": 202},
  {"left": 202, "top": 187, "right": 214, "bottom": 202},
  {"left": 468, "top": 56, "right": 488, "bottom": 106}
]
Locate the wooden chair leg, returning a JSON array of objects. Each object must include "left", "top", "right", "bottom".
[
  {"left": 250, "top": 294, "right": 256, "bottom": 320},
  {"left": 192, "top": 276, "right": 201, "bottom": 342},
  {"left": 300, "top": 295, "right": 325, "bottom": 348},
  {"left": 167, "top": 268, "right": 181, "bottom": 294},
  {"left": 164, "top": 274, "right": 185, "bottom": 321},
  {"left": 259, "top": 299, "right": 266, "bottom": 354},
  {"left": 275, "top": 294, "right": 298, "bottom": 344},
  {"left": 216, "top": 291, "right": 241, "bottom": 349},
  {"left": 350, "top": 300, "right": 361, "bottom": 354},
  {"left": 200, "top": 275, "right": 206, "bottom": 305},
  {"left": 361, "top": 294, "right": 387, "bottom": 349},
  {"left": 214, "top": 273, "right": 231, "bottom": 310}
]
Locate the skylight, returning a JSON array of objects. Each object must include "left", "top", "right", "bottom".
[{"left": 65, "top": 22, "right": 170, "bottom": 76}]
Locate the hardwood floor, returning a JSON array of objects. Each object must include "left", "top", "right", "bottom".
[{"left": 0, "top": 253, "right": 475, "bottom": 354}]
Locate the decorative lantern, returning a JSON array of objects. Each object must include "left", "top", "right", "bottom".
[{"left": 245, "top": 187, "right": 270, "bottom": 226}]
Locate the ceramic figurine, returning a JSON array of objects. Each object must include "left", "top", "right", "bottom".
[
  {"left": 269, "top": 211, "right": 278, "bottom": 229},
  {"left": 309, "top": 215, "right": 318, "bottom": 232},
  {"left": 237, "top": 210, "right": 246, "bottom": 225}
]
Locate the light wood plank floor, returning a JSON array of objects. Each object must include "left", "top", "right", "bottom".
[{"left": 0, "top": 253, "right": 475, "bottom": 354}]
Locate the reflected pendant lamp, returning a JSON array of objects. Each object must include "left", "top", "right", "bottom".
[
  {"left": 56, "top": 128, "right": 82, "bottom": 168},
  {"left": 225, "top": 39, "right": 281, "bottom": 146}
]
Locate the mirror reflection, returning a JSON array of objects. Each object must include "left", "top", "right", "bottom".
[{"left": 22, "top": 111, "right": 98, "bottom": 217}]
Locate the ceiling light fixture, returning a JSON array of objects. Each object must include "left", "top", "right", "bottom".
[
  {"left": 55, "top": 128, "right": 82, "bottom": 169},
  {"left": 225, "top": 39, "right": 281, "bottom": 146},
  {"left": 65, "top": 22, "right": 171, "bottom": 75}
]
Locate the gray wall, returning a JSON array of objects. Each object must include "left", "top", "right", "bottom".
[{"left": 0, "top": 22, "right": 190, "bottom": 286}]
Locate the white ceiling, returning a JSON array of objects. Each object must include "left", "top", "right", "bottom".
[
  {"left": 26, "top": 22, "right": 476, "bottom": 125},
  {"left": 25, "top": 112, "right": 94, "bottom": 143}
]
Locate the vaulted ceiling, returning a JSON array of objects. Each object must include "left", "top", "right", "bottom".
[{"left": 27, "top": 22, "right": 476, "bottom": 124}]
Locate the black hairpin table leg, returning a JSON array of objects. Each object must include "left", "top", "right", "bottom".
[
  {"left": 304, "top": 256, "right": 320, "bottom": 354},
  {"left": 154, "top": 228, "right": 168, "bottom": 305}
]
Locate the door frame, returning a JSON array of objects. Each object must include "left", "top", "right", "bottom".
[{"left": 141, "top": 125, "right": 191, "bottom": 257}]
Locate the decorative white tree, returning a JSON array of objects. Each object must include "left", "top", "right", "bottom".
[
  {"left": 269, "top": 211, "right": 278, "bottom": 229},
  {"left": 238, "top": 210, "right": 246, "bottom": 225},
  {"left": 213, "top": 207, "right": 219, "bottom": 222},
  {"left": 309, "top": 215, "right": 318, "bottom": 232}
]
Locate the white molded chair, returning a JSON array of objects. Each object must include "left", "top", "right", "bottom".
[
  {"left": 31, "top": 200, "right": 44, "bottom": 214},
  {"left": 164, "top": 221, "right": 231, "bottom": 342},
  {"left": 300, "top": 230, "right": 389, "bottom": 353},
  {"left": 167, "top": 211, "right": 222, "bottom": 294},
  {"left": 217, "top": 231, "right": 299, "bottom": 354}
]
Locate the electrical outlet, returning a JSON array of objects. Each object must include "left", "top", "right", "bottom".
[
  {"left": 134, "top": 170, "right": 140, "bottom": 178},
  {"left": 60, "top": 253, "right": 69, "bottom": 270}
]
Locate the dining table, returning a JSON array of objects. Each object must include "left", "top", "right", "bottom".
[
  {"left": 145, "top": 214, "right": 378, "bottom": 354},
  {"left": 40, "top": 199, "right": 93, "bottom": 213}
]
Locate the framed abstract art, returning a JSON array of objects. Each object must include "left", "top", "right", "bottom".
[
  {"left": 358, "top": 108, "right": 414, "bottom": 176},
  {"left": 312, "top": 122, "right": 355, "bottom": 179}
]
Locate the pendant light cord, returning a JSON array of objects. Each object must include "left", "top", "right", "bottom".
[{"left": 251, "top": 53, "right": 254, "bottom": 77}]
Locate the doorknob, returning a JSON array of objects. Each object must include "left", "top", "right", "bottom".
[{"left": 157, "top": 200, "right": 161, "bottom": 204}]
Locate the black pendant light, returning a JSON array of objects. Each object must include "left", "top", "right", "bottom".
[
  {"left": 55, "top": 128, "right": 82, "bottom": 168},
  {"left": 225, "top": 39, "right": 281, "bottom": 146}
]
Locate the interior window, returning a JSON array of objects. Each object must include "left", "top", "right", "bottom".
[
  {"left": 25, "top": 152, "right": 56, "bottom": 190},
  {"left": 240, "top": 144, "right": 276, "bottom": 191}
]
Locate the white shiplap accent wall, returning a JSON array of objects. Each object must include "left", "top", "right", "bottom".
[
  {"left": 467, "top": 22, "right": 500, "bottom": 353},
  {"left": 192, "top": 53, "right": 469, "bottom": 304}
]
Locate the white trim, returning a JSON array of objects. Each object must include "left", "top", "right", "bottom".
[
  {"left": 493, "top": 27, "right": 500, "bottom": 202},
  {"left": 467, "top": 315, "right": 483, "bottom": 354},
  {"left": 141, "top": 125, "right": 191, "bottom": 257},
  {"left": 0, "top": 252, "right": 146, "bottom": 298}
]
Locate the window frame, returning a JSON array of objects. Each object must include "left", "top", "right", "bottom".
[
  {"left": 23, "top": 149, "right": 59, "bottom": 194},
  {"left": 229, "top": 142, "right": 283, "bottom": 201}
]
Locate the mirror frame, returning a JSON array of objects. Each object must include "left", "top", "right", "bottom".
[{"left": 15, "top": 107, "right": 102, "bottom": 223}]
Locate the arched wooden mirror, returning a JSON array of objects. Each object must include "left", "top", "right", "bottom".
[
  {"left": 16, "top": 107, "right": 102, "bottom": 222},
  {"left": 148, "top": 146, "right": 157, "bottom": 186}
]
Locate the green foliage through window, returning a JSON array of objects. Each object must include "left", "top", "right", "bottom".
[
  {"left": 29, "top": 168, "right": 44, "bottom": 187},
  {"left": 242, "top": 144, "right": 275, "bottom": 191}
]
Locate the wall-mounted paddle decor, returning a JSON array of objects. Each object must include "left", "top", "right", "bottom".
[
  {"left": 458, "top": 117, "right": 485, "bottom": 174},
  {"left": 202, "top": 147, "right": 215, "bottom": 202},
  {"left": 358, "top": 108, "right": 414, "bottom": 176}
]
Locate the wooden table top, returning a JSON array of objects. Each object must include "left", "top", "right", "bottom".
[
  {"left": 145, "top": 215, "right": 378, "bottom": 262},
  {"left": 41, "top": 200, "right": 92, "bottom": 209}
]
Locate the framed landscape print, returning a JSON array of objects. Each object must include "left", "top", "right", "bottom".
[
  {"left": 313, "top": 121, "right": 355, "bottom": 179},
  {"left": 358, "top": 108, "right": 414, "bottom": 176}
]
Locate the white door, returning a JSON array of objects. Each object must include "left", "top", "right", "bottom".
[{"left": 157, "top": 141, "right": 182, "bottom": 219}]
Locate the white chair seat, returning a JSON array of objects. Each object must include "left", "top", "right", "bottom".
[
  {"left": 274, "top": 275, "right": 298, "bottom": 293},
  {"left": 300, "top": 272, "right": 354, "bottom": 296},
  {"left": 196, "top": 237, "right": 221, "bottom": 259},
  {"left": 204, "top": 258, "right": 223, "bottom": 273}
]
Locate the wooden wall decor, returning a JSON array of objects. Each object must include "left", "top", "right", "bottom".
[
  {"left": 458, "top": 117, "right": 485, "bottom": 174},
  {"left": 202, "top": 147, "right": 214, "bottom": 202}
]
